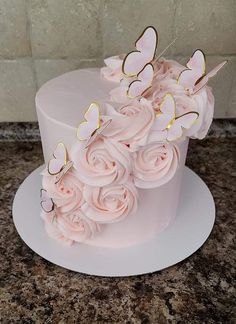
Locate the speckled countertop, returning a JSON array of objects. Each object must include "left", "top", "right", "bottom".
[{"left": 0, "top": 121, "right": 235, "bottom": 323}]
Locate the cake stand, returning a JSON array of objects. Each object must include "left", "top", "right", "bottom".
[{"left": 12, "top": 165, "right": 215, "bottom": 277}]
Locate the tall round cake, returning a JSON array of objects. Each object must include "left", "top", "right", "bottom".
[{"left": 37, "top": 26, "right": 224, "bottom": 249}]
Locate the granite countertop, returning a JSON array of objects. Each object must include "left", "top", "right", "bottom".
[{"left": 0, "top": 122, "right": 235, "bottom": 323}]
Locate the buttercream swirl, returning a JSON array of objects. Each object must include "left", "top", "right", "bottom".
[
  {"left": 70, "top": 137, "right": 132, "bottom": 186},
  {"left": 41, "top": 209, "right": 99, "bottom": 244},
  {"left": 82, "top": 180, "right": 138, "bottom": 223},
  {"left": 133, "top": 141, "right": 180, "bottom": 188},
  {"left": 42, "top": 170, "right": 84, "bottom": 214},
  {"left": 101, "top": 55, "right": 124, "bottom": 82},
  {"left": 103, "top": 98, "right": 155, "bottom": 151}
]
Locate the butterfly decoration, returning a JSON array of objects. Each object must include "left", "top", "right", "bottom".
[
  {"left": 178, "top": 49, "right": 227, "bottom": 95},
  {"left": 40, "top": 189, "right": 54, "bottom": 213},
  {"left": 77, "top": 102, "right": 112, "bottom": 148},
  {"left": 122, "top": 26, "right": 158, "bottom": 78},
  {"left": 122, "top": 26, "right": 157, "bottom": 98},
  {"left": 121, "top": 26, "right": 178, "bottom": 99},
  {"left": 153, "top": 93, "right": 199, "bottom": 141},
  {"left": 48, "top": 143, "right": 73, "bottom": 184},
  {"left": 127, "top": 63, "right": 154, "bottom": 98}
]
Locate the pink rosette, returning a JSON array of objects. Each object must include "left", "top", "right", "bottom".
[
  {"left": 41, "top": 211, "right": 73, "bottom": 245},
  {"left": 152, "top": 58, "right": 184, "bottom": 83},
  {"left": 147, "top": 59, "right": 214, "bottom": 140},
  {"left": 101, "top": 55, "right": 124, "bottom": 83},
  {"left": 42, "top": 170, "right": 84, "bottom": 214},
  {"left": 41, "top": 209, "right": 99, "bottom": 244},
  {"left": 185, "top": 86, "right": 214, "bottom": 139},
  {"left": 70, "top": 138, "right": 132, "bottom": 187},
  {"left": 132, "top": 141, "right": 180, "bottom": 188},
  {"left": 109, "top": 78, "right": 131, "bottom": 104},
  {"left": 103, "top": 98, "right": 155, "bottom": 151},
  {"left": 82, "top": 180, "right": 138, "bottom": 223}
]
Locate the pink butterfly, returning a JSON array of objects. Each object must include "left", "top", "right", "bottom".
[
  {"left": 153, "top": 93, "right": 199, "bottom": 141},
  {"left": 178, "top": 49, "right": 227, "bottom": 94},
  {"left": 77, "top": 102, "right": 112, "bottom": 148},
  {"left": 48, "top": 143, "right": 73, "bottom": 183},
  {"left": 127, "top": 63, "right": 154, "bottom": 98},
  {"left": 40, "top": 189, "right": 54, "bottom": 213},
  {"left": 122, "top": 26, "right": 158, "bottom": 77}
]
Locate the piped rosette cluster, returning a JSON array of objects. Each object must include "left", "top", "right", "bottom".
[{"left": 41, "top": 26, "right": 226, "bottom": 245}]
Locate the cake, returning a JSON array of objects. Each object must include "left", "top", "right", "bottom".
[{"left": 37, "top": 26, "right": 226, "bottom": 248}]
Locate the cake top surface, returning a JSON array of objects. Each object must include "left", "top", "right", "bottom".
[{"left": 36, "top": 68, "right": 115, "bottom": 128}]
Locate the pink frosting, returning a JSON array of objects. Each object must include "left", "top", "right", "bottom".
[
  {"left": 133, "top": 141, "right": 179, "bottom": 188},
  {"left": 185, "top": 86, "right": 214, "bottom": 139},
  {"left": 42, "top": 170, "right": 84, "bottom": 214},
  {"left": 147, "top": 59, "right": 214, "bottom": 140},
  {"left": 103, "top": 98, "right": 155, "bottom": 151},
  {"left": 41, "top": 209, "right": 99, "bottom": 244},
  {"left": 107, "top": 58, "right": 214, "bottom": 140},
  {"left": 41, "top": 211, "right": 73, "bottom": 245},
  {"left": 153, "top": 58, "right": 184, "bottom": 81},
  {"left": 70, "top": 137, "right": 132, "bottom": 186},
  {"left": 100, "top": 55, "right": 124, "bottom": 82},
  {"left": 82, "top": 180, "right": 138, "bottom": 223}
]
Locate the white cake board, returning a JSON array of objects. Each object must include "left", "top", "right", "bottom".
[{"left": 12, "top": 165, "right": 215, "bottom": 277}]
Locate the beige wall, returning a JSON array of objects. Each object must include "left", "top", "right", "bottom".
[{"left": 0, "top": 0, "right": 235, "bottom": 121}]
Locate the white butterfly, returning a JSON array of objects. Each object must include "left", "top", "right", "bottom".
[
  {"left": 122, "top": 26, "right": 158, "bottom": 77},
  {"left": 77, "top": 102, "right": 112, "bottom": 148},
  {"left": 127, "top": 63, "right": 154, "bottom": 98},
  {"left": 153, "top": 93, "right": 199, "bottom": 141},
  {"left": 40, "top": 189, "right": 54, "bottom": 213},
  {"left": 178, "top": 49, "right": 227, "bottom": 94},
  {"left": 48, "top": 143, "right": 73, "bottom": 184}
]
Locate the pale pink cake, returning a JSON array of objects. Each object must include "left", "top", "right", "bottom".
[
  {"left": 36, "top": 24, "right": 225, "bottom": 249},
  {"left": 36, "top": 68, "right": 189, "bottom": 248}
]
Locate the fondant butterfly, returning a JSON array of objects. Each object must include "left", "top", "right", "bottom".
[
  {"left": 153, "top": 93, "right": 199, "bottom": 141},
  {"left": 40, "top": 189, "right": 54, "bottom": 213},
  {"left": 77, "top": 102, "right": 112, "bottom": 148},
  {"left": 178, "top": 49, "right": 227, "bottom": 94},
  {"left": 48, "top": 143, "right": 73, "bottom": 183}
]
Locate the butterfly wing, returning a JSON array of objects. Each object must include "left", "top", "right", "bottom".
[
  {"left": 193, "top": 60, "right": 227, "bottom": 94},
  {"left": 178, "top": 50, "right": 206, "bottom": 90},
  {"left": 127, "top": 63, "right": 154, "bottom": 98},
  {"left": 85, "top": 119, "right": 112, "bottom": 148},
  {"left": 55, "top": 161, "right": 73, "bottom": 184},
  {"left": 153, "top": 93, "right": 175, "bottom": 131},
  {"left": 77, "top": 102, "right": 100, "bottom": 140},
  {"left": 135, "top": 26, "right": 158, "bottom": 61},
  {"left": 40, "top": 189, "right": 54, "bottom": 213},
  {"left": 122, "top": 26, "right": 158, "bottom": 76},
  {"left": 48, "top": 143, "right": 67, "bottom": 175},
  {"left": 167, "top": 112, "right": 199, "bottom": 141}
]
